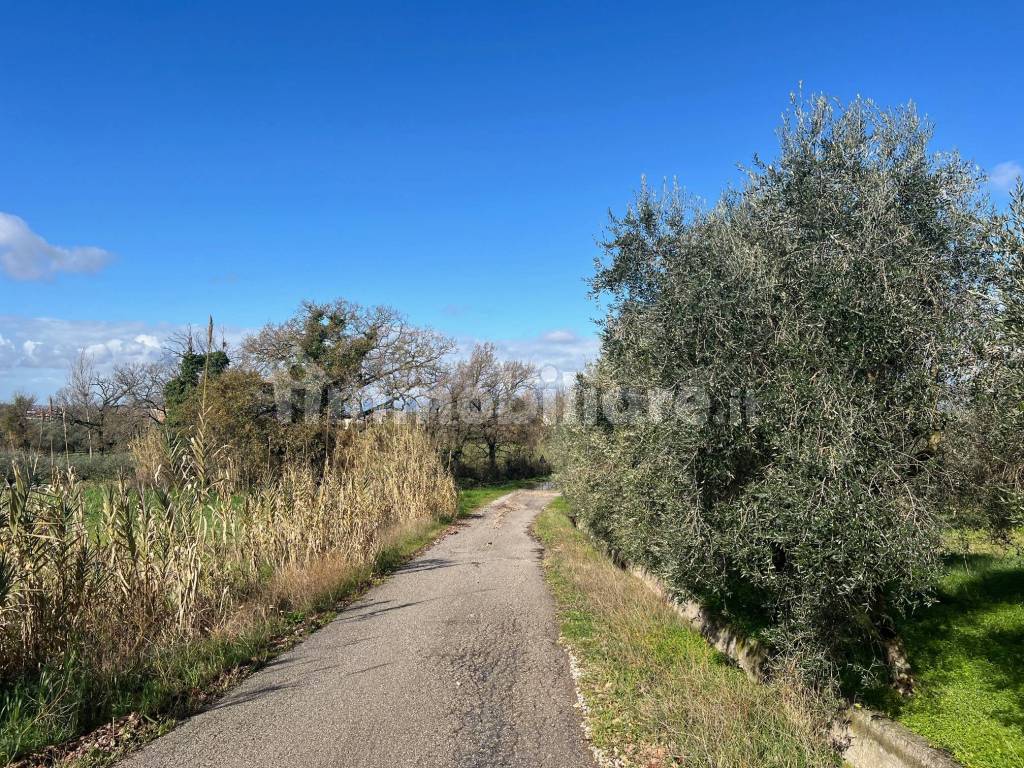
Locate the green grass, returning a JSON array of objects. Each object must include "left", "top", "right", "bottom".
[
  {"left": 876, "top": 531, "right": 1024, "bottom": 768},
  {"left": 1, "top": 480, "right": 514, "bottom": 766},
  {"left": 80, "top": 477, "right": 534, "bottom": 538},
  {"left": 534, "top": 497, "right": 837, "bottom": 768}
]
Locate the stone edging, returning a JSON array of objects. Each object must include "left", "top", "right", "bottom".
[
  {"left": 627, "top": 564, "right": 963, "bottom": 768},
  {"left": 628, "top": 566, "right": 767, "bottom": 679}
]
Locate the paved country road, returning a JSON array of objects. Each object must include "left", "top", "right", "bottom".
[{"left": 121, "top": 490, "right": 596, "bottom": 768}]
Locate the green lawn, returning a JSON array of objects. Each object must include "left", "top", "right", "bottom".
[
  {"left": 535, "top": 497, "right": 836, "bottom": 768},
  {"left": 82, "top": 477, "right": 539, "bottom": 531},
  {"left": 882, "top": 531, "right": 1024, "bottom": 768}
]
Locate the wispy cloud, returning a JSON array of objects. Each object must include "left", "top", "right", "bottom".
[
  {"left": 0, "top": 316, "right": 250, "bottom": 399},
  {"left": 990, "top": 161, "right": 1023, "bottom": 193},
  {"left": 0, "top": 213, "right": 113, "bottom": 281},
  {"left": 459, "top": 328, "right": 599, "bottom": 388}
]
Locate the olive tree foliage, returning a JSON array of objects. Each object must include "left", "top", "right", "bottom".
[
  {"left": 557, "top": 95, "right": 1000, "bottom": 680},
  {"left": 241, "top": 299, "right": 454, "bottom": 420},
  {"left": 947, "top": 181, "right": 1024, "bottom": 539}
]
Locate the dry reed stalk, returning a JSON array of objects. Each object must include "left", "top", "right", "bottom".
[{"left": 0, "top": 421, "right": 456, "bottom": 697}]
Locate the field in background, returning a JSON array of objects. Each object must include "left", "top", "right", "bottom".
[
  {"left": 0, "top": 450, "right": 133, "bottom": 483},
  {"left": 534, "top": 497, "right": 837, "bottom": 768},
  {"left": 455, "top": 478, "right": 548, "bottom": 517}
]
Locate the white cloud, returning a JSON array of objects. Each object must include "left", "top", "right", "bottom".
[
  {"left": 0, "top": 317, "right": 169, "bottom": 369},
  {"left": 0, "top": 317, "right": 173, "bottom": 399},
  {"left": 991, "top": 161, "right": 1023, "bottom": 193},
  {"left": 0, "top": 316, "right": 253, "bottom": 399},
  {"left": 0, "top": 212, "right": 113, "bottom": 281},
  {"left": 540, "top": 329, "right": 577, "bottom": 344},
  {"left": 459, "top": 328, "right": 600, "bottom": 389}
]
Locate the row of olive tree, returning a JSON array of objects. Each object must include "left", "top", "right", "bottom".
[{"left": 556, "top": 94, "right": 1023, "bottom": 684}]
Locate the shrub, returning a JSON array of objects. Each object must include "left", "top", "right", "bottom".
[
  {"left": 172, "top": 368, "right": 280, "bottom": 485},
  {"left": 558, "top": 94, "right": 1000, "bottom": 682},
  {"left": 0, "top": 450, "right": 133, "bottom": 483}
]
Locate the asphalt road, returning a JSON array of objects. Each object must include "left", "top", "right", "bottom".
[{"left": 120, "top": 489, "right": 595, "bottom": 768}]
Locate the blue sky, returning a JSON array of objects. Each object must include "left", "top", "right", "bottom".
[{"left": 1, "top": 0, "right": 1022, "bottom": 398}]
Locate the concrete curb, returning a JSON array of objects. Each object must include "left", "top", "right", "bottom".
[
  {"left": 842, "top": 708, "right": 963, "bottom": 768},
  {"left": 628, "top": 565, "right": 767, "bottom": 680},
  {"left": 626, "top": 564, "right": 963, "bottom": 768}
]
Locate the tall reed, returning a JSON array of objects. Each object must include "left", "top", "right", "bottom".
[{"left": 0, "top": 420, "right": 456, "bottom": 761}]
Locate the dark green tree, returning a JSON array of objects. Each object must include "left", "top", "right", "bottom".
[
  {"left": 164, "top": 346, "right": 230, "bottom": 428},
  {"left": 558, "top": 94, "right": 1001, "bottom": 682}
]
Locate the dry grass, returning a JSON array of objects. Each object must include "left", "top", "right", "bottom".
[
  {"left": 0, "top": 420, "right": 456, "bottom": 763},
  {"left": 535, "top": 497, "right": 840, "bottom": 768}
]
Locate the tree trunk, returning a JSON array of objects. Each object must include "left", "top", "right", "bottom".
[{"left": 487, "top": 440, "right": 498, "bottom": 478}]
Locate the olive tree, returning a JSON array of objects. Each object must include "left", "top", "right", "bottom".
[
  {"left": 558, "top": 94, "right": 999, "bottom": 681},
  {"left": 948, "top": 181, "right": 1024, "bottom": 539}
]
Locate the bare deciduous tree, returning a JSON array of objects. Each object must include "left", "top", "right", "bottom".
[
  {"left": 55, "top": 355, "right": 171, "bottom": 452},
  {"left": 114, "top": 361, "right": 174, "bottom": 423},
  {"left": 429, "top": 343, "right": 541, "bottom": 477},
  {"left": 56, "top": 355, "right": 130, "bottom": 454}
]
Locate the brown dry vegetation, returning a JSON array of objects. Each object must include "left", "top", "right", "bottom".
[{"left": 0, "top": 421, "right": 456, "bottom": 763}]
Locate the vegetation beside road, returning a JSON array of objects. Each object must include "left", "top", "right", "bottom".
[
  {"left": 555, "top": 91, "right": 1024, "bottom": 760},
  {"left": 535, "top": 498, "right": 837, "bottom": 768},
  {"left": 0, "top": 299, "right": 556, "bottom": 766},
  {"left": 558, "top": 93, "right": 1024, "bottom": 679},
  {"left": 0, "top": 424, "right": 514, "bottom": 766}
]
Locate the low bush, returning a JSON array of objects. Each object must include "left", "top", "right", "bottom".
[{"left": 0, "top": 450, "right": 133, "bottom": 483}]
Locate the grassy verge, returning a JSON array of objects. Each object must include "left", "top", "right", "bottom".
[
  {"left": 534, "top": 497, "right": 838, "bottom": 768},
  {"left": 871, "top": 531, "right": 1024, "bottom": 768},
  {"left": 4, "top": 482, "right": 512, "bottom": 767}
]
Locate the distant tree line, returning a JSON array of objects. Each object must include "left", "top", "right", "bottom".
[{"left": 2, "top": 300, "right": 552, "bottom": 484}]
